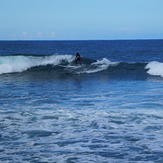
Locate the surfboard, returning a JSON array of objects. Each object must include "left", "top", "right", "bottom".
[{"left": 59, "top": 65, "right": 82, "bottom": 69}]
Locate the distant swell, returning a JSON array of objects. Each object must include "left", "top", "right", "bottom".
[{"left": 0, "top": 55, "right": 163, "bottom": 78}]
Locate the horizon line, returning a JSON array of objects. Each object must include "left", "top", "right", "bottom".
[{"left": 0, "top": 38, "right": 163, "bottom": 41}]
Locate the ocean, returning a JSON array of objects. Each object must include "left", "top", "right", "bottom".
[{"left": 0, "top": 40, "right": 163, "bottom": 163}]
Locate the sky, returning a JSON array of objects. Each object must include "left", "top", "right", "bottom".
[{"left": 0, "top": 0, "right": 163, "bottom": 40}]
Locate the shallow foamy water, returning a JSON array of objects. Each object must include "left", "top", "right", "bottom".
[
  {"left": 0, "top": 78, "right": 163, "bottom": 162},
  {"left": 1, "top": 108, "right": 163, "bottom": 162}
]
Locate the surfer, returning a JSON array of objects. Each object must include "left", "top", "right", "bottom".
[{"left": 75, "top": 53, "right": 82, "bottom": 65}]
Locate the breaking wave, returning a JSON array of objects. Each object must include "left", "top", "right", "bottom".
[
  {"left": 0, "top": 55, "right": 163, "bottom": 78},
  {"left": 145, "top": 61, "right": 163, "bottom": 77},
  {"left": 0, "top": 55, "right": 117, "bottom": 75},
  {"left": 0, "top": 55, "right": 74, "bottom": 74}
]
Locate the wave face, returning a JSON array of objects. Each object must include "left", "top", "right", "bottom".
[{"left": 0, "top": 55, "right": 163, "bottom": 79}]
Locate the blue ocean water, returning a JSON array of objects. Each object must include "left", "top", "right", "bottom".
[{"left": 0, "top": 40, "right": 163, "bottom": 163}]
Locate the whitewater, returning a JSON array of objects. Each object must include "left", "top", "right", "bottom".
[{"left": 0, "top": 40, "right": 163, "bottom": 163}]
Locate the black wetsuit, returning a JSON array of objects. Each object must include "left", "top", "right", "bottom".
[{"left": 75, "top": 54, "right": 82, "bottom": 64}]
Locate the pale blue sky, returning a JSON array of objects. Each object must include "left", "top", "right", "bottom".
[{"left": 0, "top": 0, "right": 163, "bottom": 40}]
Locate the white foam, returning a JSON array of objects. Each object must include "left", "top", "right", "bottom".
[
  {"left": 77, "top": 58, "right": 118, "bottom": 74},
  {"left": 0, "top": 55, "right": 74, "bottom": 74},
  {"left": 145, "top": 61, "right": 163, "bottom": 77}
]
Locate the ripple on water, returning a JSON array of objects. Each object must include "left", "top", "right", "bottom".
[{"left": 22, "top": 130, "right": 56, "bottom": 138}]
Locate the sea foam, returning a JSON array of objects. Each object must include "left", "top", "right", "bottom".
[{"left": 145, "top": 61, "right": 163, "bottom": 77}]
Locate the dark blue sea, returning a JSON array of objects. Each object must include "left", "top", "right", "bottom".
[{"left": 0, "top": 40, "right": 163, "bottom": 163}]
